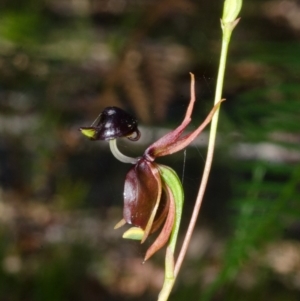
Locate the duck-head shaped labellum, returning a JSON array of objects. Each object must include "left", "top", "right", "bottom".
[{"left": 80, "top": 106, "right": 141, "bottom": 141}]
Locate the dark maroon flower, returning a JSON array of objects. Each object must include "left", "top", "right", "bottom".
[{"left": 80, "top": 74, "right": 224, "bottom": 261}]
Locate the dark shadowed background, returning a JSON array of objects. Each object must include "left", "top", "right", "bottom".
[{"left": 0, "top": 0, "right": 300, "bottom": 300}]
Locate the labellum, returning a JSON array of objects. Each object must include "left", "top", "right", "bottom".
[{"left": 80, "top": 106, "right": 140, "bottom": 141}]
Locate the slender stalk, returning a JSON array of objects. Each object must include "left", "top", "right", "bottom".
[
  {"left": 174, "top": 18, "right": 241, "bottom": 277},
  {"left": 109, "top": 139, "right": 139, "bottom": 164}
]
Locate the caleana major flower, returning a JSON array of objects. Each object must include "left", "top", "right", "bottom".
[{"left": 80, "top": 74, "right": 223, "bottom": 262}]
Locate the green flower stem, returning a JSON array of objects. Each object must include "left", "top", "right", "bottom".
[
  {"left": 157, "top": 165, "right": 184, "bottom": 301},
  {"left": 174, "top": 6, "right": 242, "bottom": 280}
]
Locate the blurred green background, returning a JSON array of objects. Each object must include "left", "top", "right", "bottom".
[{"left": 0, "top": 0, "right": 300, "bottom": 300}]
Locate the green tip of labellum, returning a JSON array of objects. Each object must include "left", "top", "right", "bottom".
[
  {"left": 122, "top": 227, "right": 145, "bottom": 241},
  {"left": 80, "top": 128, "right": 97, "bottom": 139}
]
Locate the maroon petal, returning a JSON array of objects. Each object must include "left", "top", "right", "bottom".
[
  {"left": 144, "top": 73, "right": 196, "bottom": 161},
  {"left": 144, "top": 184, "right": 175, "bottom": 261},
  {"left": 144, "top": 73, "right": 224, "bottom": 159},
  {"left": 149, "top": 99, "right": 224, "bottom": 157},
  {"left": 148, "top": 189, "right": 170, "bottom": 234},
  {"left": 123, "top": 159, "right": 162, "bottom": 232}
]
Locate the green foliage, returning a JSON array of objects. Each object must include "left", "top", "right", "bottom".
[
  {"left": 33, "top": 245, "right": 91, "bottom": 301},
  {"left": 0, "top": 11, "right": 47, "bottom": 45},
  {"left": 201, "top": 161, "right": 300, "bottom": 300}
]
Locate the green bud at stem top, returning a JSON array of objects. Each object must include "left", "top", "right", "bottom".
[{"left": 222, "top": 0, "right": 242, "bottom": 24}]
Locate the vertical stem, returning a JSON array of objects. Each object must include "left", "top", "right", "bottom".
[
  {"left": 155, "top": 2, "right": 242, "bottom": 299},
  {"left": 174, "top": 22, "right": 237, "bottom": 277}
]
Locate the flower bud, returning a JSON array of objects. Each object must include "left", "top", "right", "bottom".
[{"left": 222, "top": 0, "right": 242, "bottom": 24}]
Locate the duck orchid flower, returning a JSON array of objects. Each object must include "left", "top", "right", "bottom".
[{"left": 80, "top": 74, "right": 223, "bottom": 262}]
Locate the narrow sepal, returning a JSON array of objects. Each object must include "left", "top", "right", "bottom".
[
  {"left": 151, "top": 99, "right": 224, "bottom": 157},
  {"left": 144, "top": 73, "right": 196, "bottom": 161},
  {"left": 114, "top": 218, "right": 126, "bottom": 229},
  {"left": 144, "top": 184, "right": 175, "bottom": 261},
  {"left": 144, "top": 72, "right": 224, "bottom": 159}
]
